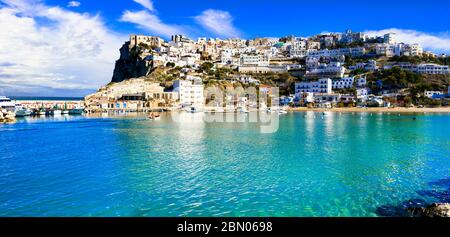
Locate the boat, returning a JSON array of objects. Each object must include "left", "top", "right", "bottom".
[
  {"left": 14, "top": 104, "right": 32, "bottom": 117},
  {"left": 0, "top": 96, "right": 16, "bottom": 112},
  {"left": 38, "top": 108, "right": 46, "bottom": 116},
  {"left": 148, "top": 113, "right": 161, "bottom": 120},
  {"left": 69, "top": 105, "right": 84, "bottom": 115},
  {"left": 278, "top": 109, "right": 288, "bottom": 115},
  {"left": 51, "top": 105, "right": 62, "bottom": 115},
  {"left": 52, "top": 110, "right": 62, "bottom": 115},
  {"left": 62, "top": 102, "right": 69, "bottom": 114},
  {"left": 38, "top": 103, "right": 46, "bottom": 116},
  {"left": 186, "top": 106, "right": 202, "bottom": 113},
  {"left": 266, "top": 107, "right": 275, "bottom": 113},
  {"left": 238, "top": 107, "right": 249, "bottom": 114}
]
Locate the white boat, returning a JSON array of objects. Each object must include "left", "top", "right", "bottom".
[
  {"left": 0, "top": 96, "right": 16, "bottom": 112},
  {"left": 186, "top": 106, "right": 202, "bottom": 113},
  {"left": 266, "top": 107, "right": 276, "bottom": 113},
  {"left": 15, "top": 105, "right": 32, "bottom": 117},
  {"left": 62, "top": 110, "right": 69, "bottom": 115},
  {"left": 52, "top": 110, "right": 62, "bottom": 115},
  {"left": 38, "top": 109, "right": 46, "bottom": 116},
  {"left": 278, "top": 109, "right": 288, "bottom": 115},
  {"left": 238, "top": 107, "right": 249, "bottom": 113}
]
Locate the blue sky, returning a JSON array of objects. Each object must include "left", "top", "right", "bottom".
[
  {"left": 43, "top": 0, "right": 450, "bottom": 38},
  {"left": 1, "top": 0, "right": 450, "bottom": 96}
]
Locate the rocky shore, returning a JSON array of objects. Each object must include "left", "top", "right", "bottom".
[
  {"left": 0, "top": 110, "right": 15, "bottom": 122},
  {"left": 409, "top": 203, "right": 450, "bottom": 217}
]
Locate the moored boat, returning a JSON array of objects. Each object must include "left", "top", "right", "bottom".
[{"left": 69, "top": 105, "right": 85, "bottom": 115}]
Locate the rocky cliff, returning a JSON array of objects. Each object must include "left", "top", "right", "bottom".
[{"left": 111, "top": 41, "right": 154, "bottom": 83}]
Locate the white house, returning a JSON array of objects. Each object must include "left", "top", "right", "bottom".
[
  {"left": 356, "top": 88, "right": 369, "bottom": 101},
  {"left": 332, "top": 77, "right": 354, "bottom": 89},
  {"left": 424, "top": 91, "right": 443, "bottom": 98},
  {"left": 295, "top": 78, "right": 332, "bottom": 95},
  {"left": 173, "top": 80, "right": 204, "bottom": 106},
  {"left": 240, "top": 54, "right": 270, "bottom": 67},
  {"left": 416, "top": 64, "right": 449, "bottom": 74}
]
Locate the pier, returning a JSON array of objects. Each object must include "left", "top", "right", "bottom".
[{"left": 15, "top": 99, "right": 83, "bottom": 110}]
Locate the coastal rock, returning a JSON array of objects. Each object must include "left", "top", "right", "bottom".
[
  {"left": 408, "top": 203, "right": 450, "bottom": 217},
  {"left": 111, "top": 42, "right": 154, "bottom": 83}
]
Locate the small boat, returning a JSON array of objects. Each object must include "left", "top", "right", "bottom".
[
  {"left": 278, "top": 109, "right": 288, "bottom": 115},
  {"left": 69, "top": 105, "right": 84, "bottom": 115},
  {"left": 52, "top": 105, "right": 62, "bottom": 115},
  {"left": 238, "top": 107, "right": 249, "bottom": 114},
  {"left": 186, "top": 106, "right": 202, "bottom": 113},
  {"left": 15, "top": 107, "right": 32, "bottom": 117},
  {"left": 62, "top": 102, "right": 69, "bottom": 114},
  {"left": 15, "top": 103, "right": 32, "bottom": 117},
  {"left": 266, "top": 107, "right": 276, "bottom": 113},
  {"left": 148, "top": 113, "right": 161, "bottom": 120},
  {"left": 52, "top": 110, "right": 62, "bottom": 115},
  {"left": 38, "top": 103, "right": 46, "bottom": 116}
]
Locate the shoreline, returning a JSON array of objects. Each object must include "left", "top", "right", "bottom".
[{"left": 287, "top": 107, "right": 450, "bottom": 113}]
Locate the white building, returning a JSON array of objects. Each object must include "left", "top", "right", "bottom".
[
  {"left": 240, "top": 54, "right": 270, "bottom": 66},
  {"left": 295, "top": 78, "right": 332, "bottom": 95},
  {"left": 173, "top": 80, "right": 204, "bottom": 106},
  {"left": 356, "top": 88, "right": 369, "bottom": 101},
  {"left": 349, "top": 60, "right": 378, "bottom": 71},
  {"left": 424, "top": 91, "right": 443, "bottom": 98},
  {"left": 356, "top": 77, "right": 367, "bottom": 87},
  {"left": 383, "top": 33, "right": 396, "bottom": 45},
  {"left": 416, "top": 64, "right": 449, "bottom": 74},
  {"left": 332, "top": 77, "right": 354, "bottom": 89},
  {"left": 306, "top": 62, "right": 346, "bottom": 78}
]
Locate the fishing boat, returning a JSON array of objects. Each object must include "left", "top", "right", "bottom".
[
  {"left": 38, "top": 103, "right": 46, "bottom": 116},
  {"left": 69, "top": 105, "right": 84, "bottom": 115},
  {"left": 62, "top": 102, "right": 69, "bottom": 114},
  {"left": 51, "top": 105, "right": 62, "bottom": 115}
]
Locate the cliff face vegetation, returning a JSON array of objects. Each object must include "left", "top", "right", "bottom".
[{"left": 111, "top": 42, "right": 154, "bottom": 83}]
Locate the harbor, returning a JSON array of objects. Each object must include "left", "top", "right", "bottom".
[{"left": 0, "top": 96, "right": 85, "bottom": 122}]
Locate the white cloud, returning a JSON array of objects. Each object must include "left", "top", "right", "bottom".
[
  {"left": 67, "top": 1, "right": 80, "bottom": 8},
  {"left": 133, "top": 0, "right": 154, "bottom": 12},
  {"left": 0, "top": 0, "right": 126, "bottom": 96},
  {"left": 364, "top": 28, "right": 450, "bottom": 53},
  {"left": 120, "top": 10, "right": 186, "bottom": 38},
  {"left": 194, "top": 9, "right": 241, "bottom": 38}
]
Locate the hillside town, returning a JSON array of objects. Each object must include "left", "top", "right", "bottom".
[{"left": 84, "top": 30, "right": 450, "bottom": 113}]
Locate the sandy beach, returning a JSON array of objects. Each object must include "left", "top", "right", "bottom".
[{"left": 287, "top": 106, "right": 450, "bottom": 113}]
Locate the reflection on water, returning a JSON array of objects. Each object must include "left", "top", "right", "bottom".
[{"left": 0, "top": 112, "right": 449, "bottom": 216}]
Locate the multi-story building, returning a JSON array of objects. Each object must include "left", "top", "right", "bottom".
[
  {"left": 393, "top": 63, "right": 449, "bottom": 74},
  {"left": 239, "top": 54, "right": 270, "bottom": 66},
  {"left": 295, "top": 78, "right": 332, "bottom": 94},
  {"left": 306, "top": 62, "right": 346, "bottom": 78},
  {"left": 416, "top": 64, "right": 449, "bottom": 74},
  {"left": 383, "top": 33, "right": 396, "bottom": 45},
  {"left": 332, "top": 77, "right": 354, "bottom": 89},
  {"left": 173, "top": 80, "right": 205, "bottom": 106}
]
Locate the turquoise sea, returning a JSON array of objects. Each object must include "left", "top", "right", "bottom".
[{"left": 0, "top": 112, "right": 449, "bottom": 217}]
